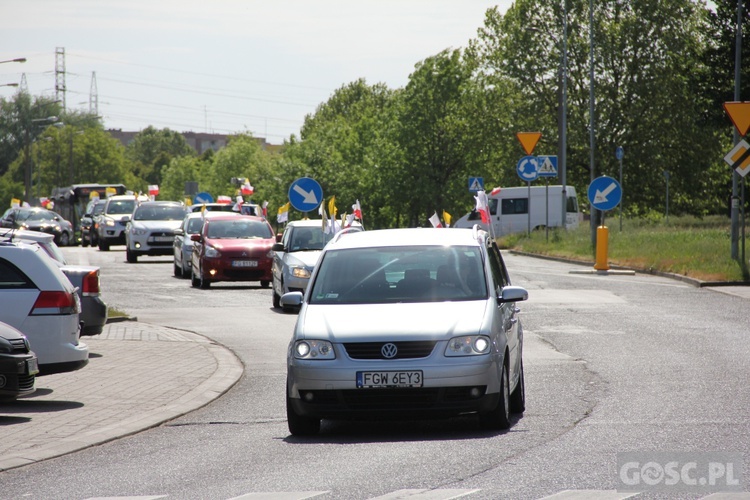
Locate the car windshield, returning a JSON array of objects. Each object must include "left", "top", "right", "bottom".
[
  {"left": 186, "top": 217, "right": 204, "bottom": 234},
  {"left": 308, "top": 245, "right": 487, "bottom": 304},
  {"left": 207, "top": 219, "right": 272, "bottom": 239},
  {"left": 134, "top": 205, "right": 186, "bottom": 221},
  {"left": 289, "top": 227, "right": 332, "bottom": 251},
  {"left": 106, "top": 200, "right": 136, "bottom": 215}
]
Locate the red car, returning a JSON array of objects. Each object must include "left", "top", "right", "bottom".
[{"left": 189, "top": 214, "right": 275, "bottom": 289}]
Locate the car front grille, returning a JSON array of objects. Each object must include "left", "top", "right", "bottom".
[
  {"left": 343, "top": 341, "right": 436, "bottom": 360},
  {"left": 224, "top": 269, "right": 267, "bottom": 279},
  {"left": 8, "top": 338, "right": 28, "bottom": 354},
  {"left": 301, "top": 386, "right": 487, "bottom": 411}
]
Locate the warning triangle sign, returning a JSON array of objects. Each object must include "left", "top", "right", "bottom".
[
  {"left": 724, "top": 102, "right": 750, "bottom": 137},
  {"left": 516, "top": 132, "right": 542, "bottom": 155}
]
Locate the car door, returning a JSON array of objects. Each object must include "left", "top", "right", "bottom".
[{"left": 486, "top": 240, "right": 521, "bottom": 383}]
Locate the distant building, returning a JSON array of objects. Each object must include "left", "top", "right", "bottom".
[{"left": 107, "top": 129, "right": 279, "bottom": 155}]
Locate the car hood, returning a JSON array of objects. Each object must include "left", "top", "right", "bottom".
[
  {"left": 207, "top": 238, "right": 274, "bottom": 252},
  {"left": 131, "top": 220, "right": 183, "bottom": 231},
  {"left": 283, "top": 250, "right": 322, "bottom": 268},
  {"left": 296, "top": 301, "right": 490, "bottom": 342}
]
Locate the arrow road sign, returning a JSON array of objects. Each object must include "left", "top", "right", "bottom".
[
  {"left": 588, "top": 176, "right": 622, "bottom": 211},
  {"left": 517, "top": 156, "right": 539, "bottom": 182},
  {"left": 288, "top": 177, "right": 323, "bottom": 212}
]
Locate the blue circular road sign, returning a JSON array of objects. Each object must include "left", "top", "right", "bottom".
[
  {"left": 288, "top": 177, "right": 323, "bottom": 212},
  {"left": 615, "top": 146, "right": 624, "bottom": 161},
  {"left": 517, "top": 156, "right": 539, "bottom": 182},
  {"left": 193, "top": 192, "right": 214, "bottom": 204},
  {"left": 588, "top": 176, "right": 622, "bottom": 211}
]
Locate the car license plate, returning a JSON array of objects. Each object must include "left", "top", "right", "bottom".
[
  {"left": 27, "top": 358, "right": 39, "bottom": 376},
  {"left": 152, "top": 236, "right": 173, "bottom": 242},
  {"left": 232, "top": 260, "right": 258, "bottom": 267},
  {"left": 356, "top": 371, "right": 423, "bottom": 388}
]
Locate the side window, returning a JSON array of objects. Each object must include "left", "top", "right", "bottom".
[
  {"left": 0, "top": 257, "right": 35, "bottom": 289},
  {"left": 486, "top": 242, "right": 510, "bottom": 291},
  {"left": 501, "top": 198, "right": 528, "bottom": 215},
  {"left": 282, "top": 227, "right": 293, "bottom": 249}
]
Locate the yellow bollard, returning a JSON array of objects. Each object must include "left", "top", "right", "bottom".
[{"left": 594, "top": 225, "right": 610, "bottom": 271}]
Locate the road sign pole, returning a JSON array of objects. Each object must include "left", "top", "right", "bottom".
[
  {"left": 619, "top": 156, "right": 623, "bottom": 231},
  {"left": 545, "top": 179, "right": 549, "bottom": 242},
  {"left": 527, "top": 181, "right": 531, "bottom": 236}
]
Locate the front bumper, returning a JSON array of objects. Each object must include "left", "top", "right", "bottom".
[
  {"left": 200, "top": 257, "right": 272, "bottom": 283},
  {"left": 0, "top": 353, "right": 37, "bottom": 398}
]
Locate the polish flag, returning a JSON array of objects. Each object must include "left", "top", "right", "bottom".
[
  {"left": 474, "top": 190, "right": 490, "bottom": 224},
  {"left": 241, "top": 182, "right": 254, "bottom": 195},
  {"left": 490, "top": 186, "right": 502, "bottom": 196},
  {"left": 217, "top": 195, "right": 232, "bottom": 204},
  {"left": 429, "top": 212, "right": 443, "bottom": 228},
  {"left": 262, "top": 201, "right": 268, "bottom": 217},
  {"left": 352, "top": 199, "right": 362, "bottom": 220},
  {"left": 148, "top": 185, "right": 159, "bottom": 196},
  {"left": 233, "top": 195, "right": 243, "bottom": 212}
]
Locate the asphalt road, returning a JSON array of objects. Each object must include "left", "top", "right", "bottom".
[{"left": 0, "top": 245, "right": 748, "bottom": 499}]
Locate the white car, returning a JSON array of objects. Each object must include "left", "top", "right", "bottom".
[
  {"left": 173, "top": 211, "right": 208, "bottom": 278},
  {"left": 97, "top": 194, "right": 148, "bottom": 251},
  {"left": 0, "top": 241, "right": 89, "bottom": 374},
  {"left": 125, "top": 201, "right": 187, "bottom": 263},
  {"left": 271, "top": 220, "right": 362, "bottom": 309}
]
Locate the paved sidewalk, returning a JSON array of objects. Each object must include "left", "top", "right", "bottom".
[{"left": 0, "top": 321, "right": 243, "bottom": 472}]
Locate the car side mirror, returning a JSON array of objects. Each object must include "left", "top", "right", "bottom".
[
  {"left": 497, "top": 286, "right": 529, "bottom": 304},
  {"left": 121, "top": 215, "right": 131, "bottom": 222},
  {"left": 174, "top": 228, "right": 184, "bottom": 236},
  {"left": 272, "top": 242, "right": 284, "bottom": 252},
  {"left": 280, "top": 291, "right": 304, "bottom": 309},
  {"left": 190, "top": 233, "right": 202, "bottom": 242}
]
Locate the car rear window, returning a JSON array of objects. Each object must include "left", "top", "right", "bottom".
[{"left": 308, "top": 245, "right": 487, "bottom": 304}]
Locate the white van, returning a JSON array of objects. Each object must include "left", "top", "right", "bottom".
[{"left": 454, "top": 185, "right": 581, "bottom": 236}]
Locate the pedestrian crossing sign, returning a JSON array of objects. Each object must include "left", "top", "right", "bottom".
[
  {"left": 537, "top": 155, "right": 558, "bottom": 177},
  {"left": 468, "top": 177, "right": 484, "bottom": 192}
]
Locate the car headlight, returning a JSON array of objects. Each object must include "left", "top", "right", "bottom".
[
  {"left": 130, "top": 226, "right": 148, "bottom": 235},
  {"left": 104, "top": 218, "right": 115, "bottom": 227},
  {"left": 445, "top": 335, "right": 492, "bottom": 356},
  {"left": 291, "top": 267, "right": 311, "bottom": 279},
  {"left": 293, "top": 340, "right": 335, "bottom": 360},
  {"left": 205, "top": 245, "right": 220, "bottom": 258}
]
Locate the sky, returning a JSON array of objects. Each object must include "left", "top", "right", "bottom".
[{"left": 1, "top": 1, "right": 513, "bottom": 145}]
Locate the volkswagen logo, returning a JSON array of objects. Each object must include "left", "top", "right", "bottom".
[{"left": 381, "top": 343, "right": 398, "bottom": 359}]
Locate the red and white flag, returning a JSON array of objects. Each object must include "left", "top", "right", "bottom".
[
  {"left": 429, "top": 212, "right": 443, "bottom": 228},
  {"left": 262, "top": 201, "right": 268, "bottom": 217},
  {"left": 352, "top": 199, "right": 362, "bottom": 220},
  {"left": 148, "top": 185, "right": 159, "bottom": 196},
  {"left": 217, "top": 195, "right": 232, "bottom": 204},
  {"left": 490, "top": 186, "right": 502, "bottom": 196},
  {"left": 474, "top": 190, "right": 490, "bottom": 224},
  {"left": 233, "top": 195, "right": 243, "bottom": 212},
  {"left": 241, "top": 182, "right": 254, "bottom": 195}
]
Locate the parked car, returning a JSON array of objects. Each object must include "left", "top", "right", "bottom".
[
  {"left": 190, "top": 214, "right": 274, "bottom": 289},
  {"left": 173, "top": 211, "right": 228, "bottom": 278},
  {"left": 0, "top": 207, "right": 74, "bottom": 246},
  {"left": 80, "top": 198, "right": 107, "bottom": 247},
  {"left": 0, "top": 321, "right": 38, "bottom": 402},
  {"left": 271, "top": 219, "right": 362, "bottom": 309},
  {"left": 0, "top": 241, "right": 89, "bottom": 374},
  {"left": 97, "top": 194, "right": 148, "bottom": 251},
  {"left": 281, "top": 227, "right": 528, "bottom": 436},
  {"left": 124, "top": 201, "right": 187, "bottom": 263},
  {"left": 0, "top": 228, "right": 107, "bottom": 336}
]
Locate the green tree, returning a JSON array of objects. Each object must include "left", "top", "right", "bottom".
[
  {"left": 124, "top": 126, "right": 195, "bottom": 189},
  {"left": 160, "top": 155, "right": 204, "bottom": 202},
  {"left": 199, "top": 133, "right": 273, "bottom": 203}
]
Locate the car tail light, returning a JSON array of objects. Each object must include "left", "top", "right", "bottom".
[
  {"left": 82, "top": 270, "right": 100, "bottom": 295},
  {"left": 30, "top": 291, "right": 79, "bottom": 315}
]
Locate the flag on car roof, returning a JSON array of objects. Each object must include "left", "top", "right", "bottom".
[
  {"left": 474, "top": 190, "right": 490, "bottom": 225},
  {"left": 277, "top": 202, "right": 290, "bottom": 223},
  {"left": 262, "top": 201, "right": 268, "bottom": 218},
  {"left": 352, "top": 199, "right": 362, "bottom": 220},
  {"left": 241, "top": 182, "right": 254, "bottom": 196},
  {"left": 442, "top": 210, "right": 452, "bottom": 228},
  {"left": 429, "top": 212, "right": 443, "bottom": 228}
]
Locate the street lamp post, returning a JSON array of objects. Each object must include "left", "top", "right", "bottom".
[
  {"left": 24, "top": 117, "right": 60, "bottom": 204},
  {"left": 0, "top": 57, "right": 26, "bottom": 65}
]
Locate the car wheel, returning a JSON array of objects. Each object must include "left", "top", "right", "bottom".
[
  {"left": 261, "top": 280, "right": 270, "bottom": 288},
  {"left": 81, "top": 236, "right": 89, "bottom": 248},
  {"left": 59, "top": 231, "right": 70, "bottom": 246},
  {"left": 479, "top": 362, "right": 511, "bottom": 431},
  {"left": 126, "top": 249, "right": 137, "bottom": 263},
  {"left": 174, "top": 261, "right": 181, "bottom": 277},
  {"left": 509, "top": 359, "right": 525, "bottom": 414},
  {"left": 273, "top": 289, "right": 281, "bottom": 309},
  {"left": 181, "top": 264, "right": 190, "bottom": 279},
  {"left": 199, "top": 268, "right": 210, "bottom": 289},
  {"left": 191, "top": 269, "right": 200, "bottom": 288},
  {"left": 286, "top": 392, "right": 320, "bottom": 436}
]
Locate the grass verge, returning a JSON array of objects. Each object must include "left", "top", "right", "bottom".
[{"left": 501, "top": 215, "right": 750, "bottom": 283}]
